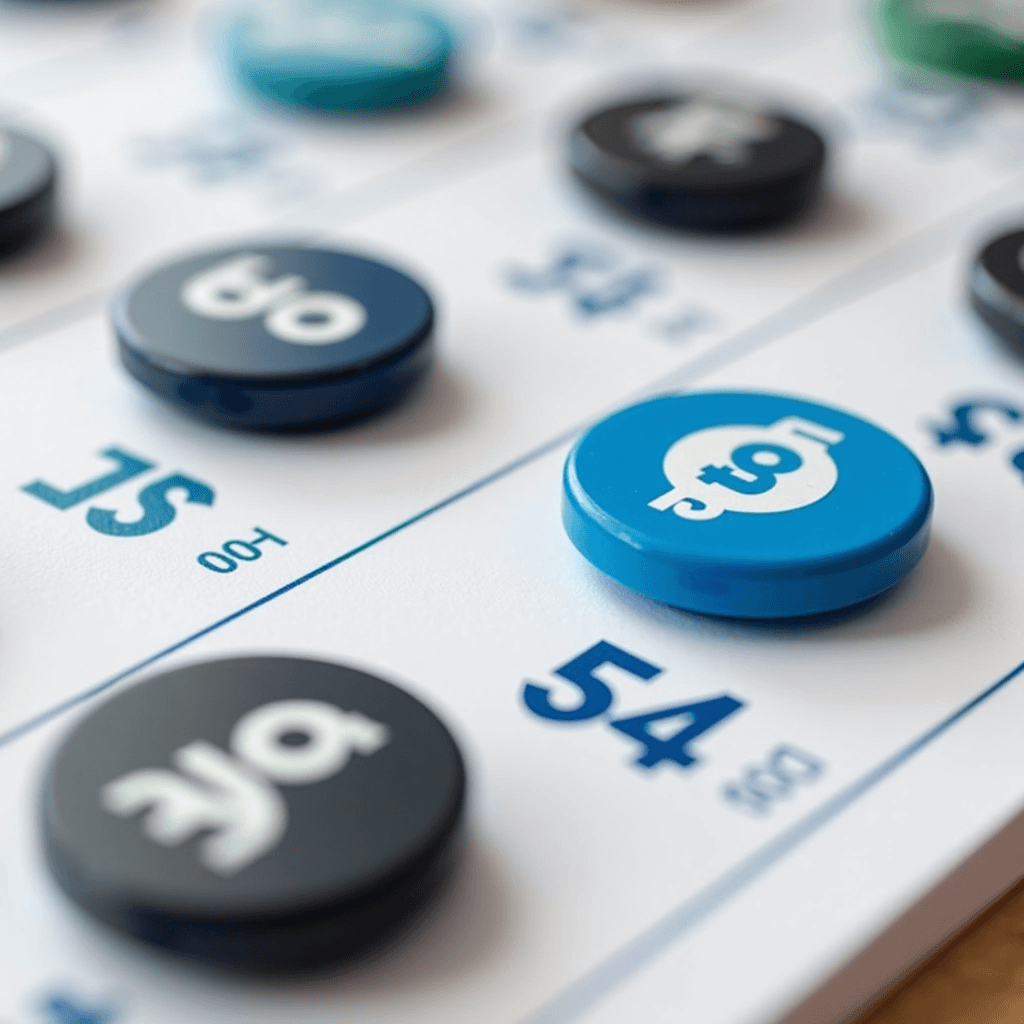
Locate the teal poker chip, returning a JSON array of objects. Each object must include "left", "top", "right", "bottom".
[
  {"left": 875, "top": 0, "right": 1024, "bottom": 80},
  {"left": 225, "top": 0, "right": 458, "bottom": 111},
  {"left": 562, "top": 392, "right": 933, "bottom": 619}
]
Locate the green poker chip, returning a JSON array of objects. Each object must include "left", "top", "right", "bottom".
[{"left": 875, "top": 0, "right": 1024, "bottom": 80}]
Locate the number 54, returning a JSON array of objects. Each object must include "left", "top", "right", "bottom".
[{"left": 523, "top": 641, "right": 744, "bottom": 770}]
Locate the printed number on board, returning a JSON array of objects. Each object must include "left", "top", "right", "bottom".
[
  {"left": 21, "top": 447, "right": 213, "bottom": 538},
  {"left": 928, "top": 397, "right": 1024, "bottom": 483},
  {"left": 506, "top": 243, "right": 715, "bottom": 341},
  {"left": 721, "top": 744, "right": 826, "bottom": 816},
  {"left": 523, "top": 640, "right": 744, "bottom": 770}
]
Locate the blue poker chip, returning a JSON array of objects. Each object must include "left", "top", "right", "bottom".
[
  {"left": 563, "top": 392, "right": 933, "bottom": 619},
  {"left": 224, "top": 0, "right": 457, "bottom": 111},
  {"left": 112, "top": 243, "right": 434, "bottom": 430}
]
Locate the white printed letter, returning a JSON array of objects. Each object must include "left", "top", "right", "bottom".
[
  {"left": 181, "top": 254, "right": 304, "bottom": 320},
  {"left": 231, "top": 699, "right": 390, "bottom": 784},
  {"left": 101, "top": 740, "right": 286, "bottom": 876}
]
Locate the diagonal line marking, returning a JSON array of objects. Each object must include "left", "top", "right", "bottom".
[
  {"left": 519, "top": 657, "right": 1024, "bottom": 1023},
  {"left": 4, "top": 169, "right": 1024, "bottom": 745}
]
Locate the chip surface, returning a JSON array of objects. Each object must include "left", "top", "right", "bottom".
[
  {"left": 225, "top": 0, "right": 457, "bottom": 110},
  {"left": 568, "top": 93, "right": 827, "bottom": 230},
  {"left": 112, "top": 243, "right": 435, "bottom": 430},
  {"left": 0, "top": 127, "right": 57, "bottom": 253},
  {"left": 41, "top": 657, "right": 466, "bottom": 972},
  {"left": 875, "top": 0, "right": 1024, "bottom": 79},
  {"left": 562, "top": 392, "right": 934, "bottom": 619},
  {"left": 970, "top": 228, "right": 1024, "bottom": 349}
]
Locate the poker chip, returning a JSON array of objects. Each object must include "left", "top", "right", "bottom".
[
  {"left": 568, "top": 92, "right": 827, "bottom": 231},
  {"left": 970, "top": 228, "right": 1024, "bottom": 349},
  {"left": 112, "top": 243, "right": 435, "bottom": 430},
  {"left": 40, "top": 657, "right": 467, "bottom": 972},
  {"left": 225, "top": 0, "right": 458, "bottom": 110},
  {"left": 875, "top": 0, "right": 1024, "bottom": 80},
  {"left": 0, "top": 128, "right": 57, "bottom": 253},
  {"left": 562, "top": 392, "right": 933, "bottom": 619}
]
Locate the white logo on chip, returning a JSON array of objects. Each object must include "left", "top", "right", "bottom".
[
  {"left": 648, "top": 415, "right": 845, "bottom": 521},
  {"left": 181, "top": 253, "right": 368, "bottom": 346},
  {"left": 101, "top": 699, "right": 390, "bottom": 875},
  {"left": 249, "top": 1, "right": 440, "bottom": 64},
  {"left": 631, "top": 97, "right": 780, "bottom": 167}
]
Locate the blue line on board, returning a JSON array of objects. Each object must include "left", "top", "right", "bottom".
[
  {"left": 1, "top": 157, "right": 1023, "bottom": 1024},
  {"left": 520, "top": 654, "right": 1024, "bottom": 1023},
  {"left": 0, "top": 426, "right": 580, "bottom": 750},
  {"left": 2, "top": 183, "right": 987, "bottom": 748},
  {"left": 2, "top": 171, "right": 1022, "bottom": 747},
  {"left": 0, "top": 184, "right": 976, "bottom": 750}
]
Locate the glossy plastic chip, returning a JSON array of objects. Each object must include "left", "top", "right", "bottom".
[
  {"left": 563, "top": 392, "right": 933, "bottom": 619},
  {"left": 41, "top": 657, "right": 467, "bottom": 972},
  {"left": 0, "top": 128, "right": 56, "bottom": 253},
  {"left": 568, "top": 92, "right": 826, "bottom": 231},
  {"left": 225, "top": 0, "right": 458, "bottom": 110},
  {"left": 970, "top": 228, "right": 1024, "bottom": 349},
  {"left": 112, "top": 243, "right": 435, "bottom": 430},
  {"left": 875, "top": 0, "right": 1024, "bottom": 80}
]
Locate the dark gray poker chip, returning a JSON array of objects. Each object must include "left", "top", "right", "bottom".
[
  {"left": 568, "top": 92, "right": 826, "bottom": 231},
  {"left": 0, "top": 128, "right": 57, "bottom": 253},
  {"left": 112, "top": 243, "right": 435, "bottom": 431},
  {"left": 40, "top": 657, "right": 467, "bottom": 973},
  {"left": 970, "top": 229, "right": 1024, "bottom": 350}
]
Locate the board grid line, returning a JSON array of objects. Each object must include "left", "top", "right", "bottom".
[
  {"left": 3, "top": 168, "right": 1023, "bottom": 752},
  {"left": 1, "top": 92, "right": 1023, "bottom": 1024},
  {"left": 519, "top": 657, "right": 1024, "bottom": 1023}
]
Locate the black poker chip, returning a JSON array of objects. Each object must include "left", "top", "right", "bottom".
[
  {"left": 568, "top": 92, "right": 827, "bottom": 230},
  {"left": 40, "top": 657, "right": 466, "bottom": 973},
  {"left": 0, "top": 128, "right": 57, "bottom": 253},
  {"left": 970, "top": 228, "right": 1024, "bottom": 349},
  {"left": 112, "top": 244, "right": 435, "bottom": 430}
]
